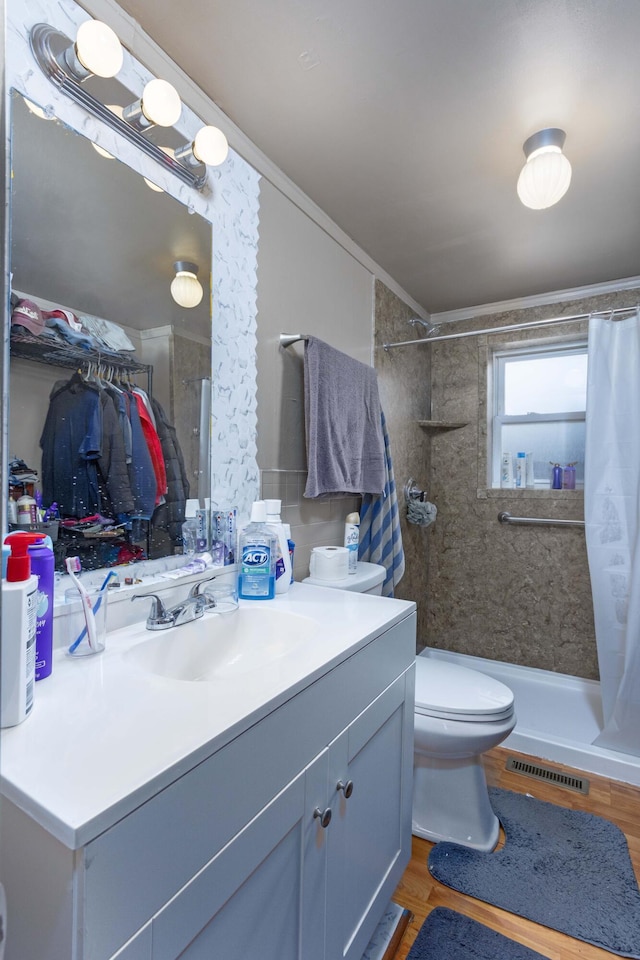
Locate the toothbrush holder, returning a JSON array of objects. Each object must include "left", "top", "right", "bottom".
[{"left": 64, "top": 585, "right": 109, "bottom": 657}]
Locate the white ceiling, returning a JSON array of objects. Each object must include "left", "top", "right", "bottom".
[{"left": 116, "top": 0, "right": 640, "bottom": 315}]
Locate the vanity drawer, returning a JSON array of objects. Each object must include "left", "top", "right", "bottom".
[{"left": 81, "top": 612, "right": 416, "bottom": 959}]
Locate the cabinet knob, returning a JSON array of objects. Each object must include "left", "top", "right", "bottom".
[
  {"left": 313, "top": 806, "right": 332, "bottom": 828},
  {"left": 336, "top": 779, "right": 354, "bottom": 798}
]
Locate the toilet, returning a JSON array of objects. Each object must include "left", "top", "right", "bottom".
[
  {"left": 302, "top": 560, "right": 386, "bottom": 594},
  {"left": 412, "top": 656, "right": 515, "bottom": 851},
  {"left": 302, "top": 559, "right": 516, "bottom": 853}
]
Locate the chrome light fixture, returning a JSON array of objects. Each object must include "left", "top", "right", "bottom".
[
  {"left": 517, "top": 128, "right": 572, "bottom": 210},
  {"left": 29, "top": 20, "right": 229, "bottom": 191},
  {"left": 170, "top": 262, "right": 204, "bottom": 309}
]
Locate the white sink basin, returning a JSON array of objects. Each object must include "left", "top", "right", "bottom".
[{"left": 123, "top": 607, "right": 319, "bottom": 682}]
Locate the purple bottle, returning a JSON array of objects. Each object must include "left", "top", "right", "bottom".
[
  {"left": 28, "top": 534, "right": 55, "bottom": 680},
  {"left": 551, "top": 464, "right": 563, "bottom": 489}
]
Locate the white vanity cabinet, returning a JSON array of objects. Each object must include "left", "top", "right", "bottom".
[{"left": 1, "top": 609, "right": 416, "bottom": 960}]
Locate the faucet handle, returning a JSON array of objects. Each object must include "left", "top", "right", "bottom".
[
  {"left": 132, "top": 592, "right": 174, "bottom": 628},
  {"left": 188, "top": 576, "right": 219, "bottom": 600}
]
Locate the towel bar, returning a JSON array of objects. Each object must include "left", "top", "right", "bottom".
[
  {"left": 498, "top": 511, "right": 584, "bottom": 528},
  {"left": 279, "top": 333, "right": 309, "bottom": 347}
]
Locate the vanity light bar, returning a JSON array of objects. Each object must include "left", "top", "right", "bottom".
[{"left": 29, "top": 23, "right": 207, "bottom": 190}]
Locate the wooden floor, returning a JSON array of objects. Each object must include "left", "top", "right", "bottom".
[{"left": 391, "top": 745, "right": 640, "bottom": 960}]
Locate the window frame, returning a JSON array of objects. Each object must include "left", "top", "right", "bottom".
[{"left": 490, "top": 340, "right": 588, "bottom": 488}]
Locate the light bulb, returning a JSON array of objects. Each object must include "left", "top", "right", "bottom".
[
  {"left": 140, "top": 79, "right": 182, "bottom": 127},
  {"left": 174, "top": 125, "right": 229, "bottom": 168},
  {"left": 144, "top": 178, "right": 164, "bottom": 193},
  {"left": 74, "top": 20, "right": 123, "bottom": 79},
  {"left": 193, "top": 126, "right": 229, "bottom": 165},
  {"left": 517, "top": 129, "right": 572, "bottom": 210},
  {"left": 170, "top": 262, "right": 203, "bottom": 309}
]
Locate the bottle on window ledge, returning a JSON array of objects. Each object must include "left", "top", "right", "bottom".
[
  {"left": 563, "top": 463, "right": 577, "bottom": 490},
  {"left": 550, "top": 463, "right": 563, "bottom": 489}
]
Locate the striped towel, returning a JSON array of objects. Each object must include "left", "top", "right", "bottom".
[{"left": 358, "top": 410, "right": 405, "bottom": 597}]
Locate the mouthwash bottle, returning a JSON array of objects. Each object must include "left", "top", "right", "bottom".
[{"left": 238, "top": 501, "right": 277, "bottom": 600}]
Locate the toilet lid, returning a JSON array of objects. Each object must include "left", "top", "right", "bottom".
[{"left": 414, "top": 657, "right": 514, "bottom": 721}]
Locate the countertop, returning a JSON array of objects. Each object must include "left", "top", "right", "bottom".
[{"left": 0, "top": 582, "right": 415, "bottom": 849}]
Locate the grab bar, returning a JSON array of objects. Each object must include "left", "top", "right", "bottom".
[{"left": 498, "top": 511, "right": 584, "bottom": 528}]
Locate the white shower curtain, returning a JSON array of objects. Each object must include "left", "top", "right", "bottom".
[{"left": 584, "top": 309, "right": 640, "bottom": 755}]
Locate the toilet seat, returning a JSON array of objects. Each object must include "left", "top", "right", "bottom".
[{"left": 414, "top": 657, "right": 514, "bottom": 722}]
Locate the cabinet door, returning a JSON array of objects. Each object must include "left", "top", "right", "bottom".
[
  {"left": 152, "top": 750, "right": 329, "bottom": 960},
  {"left": 324, "top": 669, "right": 414, "bottom": 960}
]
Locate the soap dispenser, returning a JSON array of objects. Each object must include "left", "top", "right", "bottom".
[{"left": 264, "top": 499, "right": 292, "bottom": 594}]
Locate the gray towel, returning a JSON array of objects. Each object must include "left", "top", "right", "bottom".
[{"left": 303, "top": 337, "right": 385, "bottom": 498}]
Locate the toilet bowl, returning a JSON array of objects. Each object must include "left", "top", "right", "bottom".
[
  {"left": 412, "top": 656, "right": 515, "bottom": 851},
  {"left": 301, "top": 560, "right": 515, "bottom": 852}
]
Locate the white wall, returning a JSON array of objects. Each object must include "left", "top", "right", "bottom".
[{"left": 255, "top": 177, "right": 374, "bottom": 471}]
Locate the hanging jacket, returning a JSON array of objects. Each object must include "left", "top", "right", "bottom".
[
  {"left": 40, "top": 374, "right": 102, "bottom": 517},
  {"left": 150, "top": 396, "right": 191, "bottom": 544}
]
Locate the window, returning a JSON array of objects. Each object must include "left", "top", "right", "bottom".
[{"left": 490, "top": 341, "right": 588, "bottom": 489}]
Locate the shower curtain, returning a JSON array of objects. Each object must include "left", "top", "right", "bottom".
[{"left": 584, "top": 309, "right": 640, "bottom": 755}]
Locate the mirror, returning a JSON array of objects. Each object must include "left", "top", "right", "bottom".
[{"left": 8, "top": 90, "right": 213, "bottom": 572}]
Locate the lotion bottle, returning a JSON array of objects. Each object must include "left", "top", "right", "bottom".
[
  {"left": 264, "top": 499, "right": 292, "bottom": 594},
  {"left": 1, "top": 532, "right": 38, "bottom": 728}
]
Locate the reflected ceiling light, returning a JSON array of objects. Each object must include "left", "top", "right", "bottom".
[
  {"left": 170, "top": 262, "right": 204, "bottom": 309},
  {"left": 60, "top": 19, "right": 123, "bottom": 81},
  {"left": 91, "top": 142, "right": 115, "bottom": 160},
  {"left": 144, "top": 177, "right": 164, "bottom": 193},
  {"left": 174, "top": 125, "right": 229, "bottom": 168},
  {"left": 123, "top": 79, "right": 182, "bottom": 130},
  {"left": 517, "top": 128, "right": 572, "bottom": 210},
  {"left": 22, "top": 95, "right": 49, "bottom": 120}
]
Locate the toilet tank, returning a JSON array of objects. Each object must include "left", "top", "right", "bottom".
[{"left": 303, "top": 561, "right": 386, "bottom": 594}]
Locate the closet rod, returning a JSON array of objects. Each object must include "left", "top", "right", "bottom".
[
  {"left": 498, "top": 511, "right": 584, "bottom": 528},
  {"left": 382, "top": 304, "right": 638, "bottom": 351}
]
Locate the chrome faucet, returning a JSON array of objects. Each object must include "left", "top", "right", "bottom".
[{"left": 132, "top": 577, "right": 221, "bottom": 631}]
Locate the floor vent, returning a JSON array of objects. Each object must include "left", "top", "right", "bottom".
[{"left": 505, "top": 756, "right": 590, "bottom": 795}]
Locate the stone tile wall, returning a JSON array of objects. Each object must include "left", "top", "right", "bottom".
[
  {"left": 425, "top": 286, "right": 640, "bottom": 679},
  {"left": 373, "top": 280, "right": 432, "bottom": 643}
]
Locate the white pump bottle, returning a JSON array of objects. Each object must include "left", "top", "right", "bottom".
[{"left": 264, "top": 499, "right": 292, "bottom": 594}]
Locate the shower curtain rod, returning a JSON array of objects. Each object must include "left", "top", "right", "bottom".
[{"left": 382, "top": 304, "right": 638, "bottom": 351}]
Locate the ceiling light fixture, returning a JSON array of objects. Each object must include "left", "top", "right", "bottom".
[
  {"left": 29, "top": 21, "right": 229, "bottom": 190},
  {"left": 517, "top": 128, "right": 572, "bottom": 210},
  {"left": 170, "top": 261, "right": 204, "bottom": 309}
]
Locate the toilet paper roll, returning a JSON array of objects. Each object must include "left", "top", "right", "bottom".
[{"left": 309, "top": 545, "right": 349, "bottom": 581}]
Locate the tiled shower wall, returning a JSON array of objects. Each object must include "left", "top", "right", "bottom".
[
  {"left": 373, "top": 280, "right": 432, "bottom": 642},
  {"left": 425, "top": 285, "right": 640, "bottom": 680}
]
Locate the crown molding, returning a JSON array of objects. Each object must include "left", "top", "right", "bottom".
[{"left": 430, "top": 276, "right": 640, "bottom": 325}]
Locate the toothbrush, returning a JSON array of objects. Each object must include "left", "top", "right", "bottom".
[
  {"left": 68, "top": 569, "right": 117, "bottom": 654},
  {"left": 65, "top": 557, "right": 98, "bottom": 652}
]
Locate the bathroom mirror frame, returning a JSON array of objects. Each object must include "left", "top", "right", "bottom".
[{"left": 3, "top": 0, "right": 261, "bottom": 583}]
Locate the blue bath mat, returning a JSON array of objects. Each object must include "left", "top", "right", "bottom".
[
  {"left": 406, "top": 907, "right": 550, "bottom": 960},
  {"left": 428, "top": 787, "right": 640, "bottom": 958}
]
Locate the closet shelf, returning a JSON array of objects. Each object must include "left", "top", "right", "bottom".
[
  {"left": 417, "top": 419, "right": 469, "bottom": 430},
  {"left": 10, "top": 331, "right": 151, "bottom": 378}
]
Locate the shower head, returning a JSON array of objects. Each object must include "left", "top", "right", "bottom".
[{"left": 408, "top": 317, "right": 440, "bottom": 338}]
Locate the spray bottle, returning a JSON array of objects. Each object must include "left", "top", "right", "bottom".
[
  {"left": 344, "top": 512, "right": 360, "bottom": 574},
  {"left": 1, "top": 532, "right": 39, "bottom": 727}
]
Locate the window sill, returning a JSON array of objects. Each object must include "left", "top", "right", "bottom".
[{"left": 478, "top": 487, "right": 584, "bottom": 501}]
